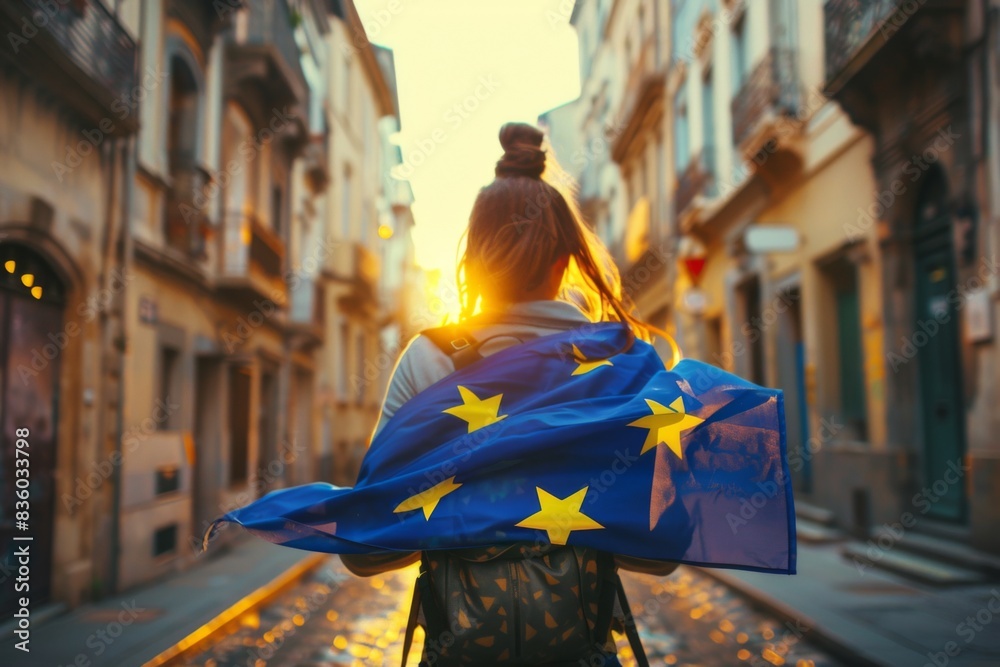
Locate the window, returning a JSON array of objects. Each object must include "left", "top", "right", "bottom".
[
  {"left": 227, "top": 365, "right": 252, "bottom": 485},
  {"left": 731, "top": 12, "right": 748, "bottom": 95},
  {"left": 337, "top": 319, "right": 350, "bottom": 400},
  {"left": 363, "top": 95, "right": 373, "bottom": 159},
  {"left": 355, "top": 329, "right": 366, "bottom": 405},
  {"left": 674, "top": 86, "right": 689, "bottom": 171},
  {"left": 270, "top": 184, "right": 283, "bottom": 235},
  {"left": 155, "top": 466, "right": 179, "bottom": 495},
  {"left": 338, "top": 50, "right": 350, "bottom": 114},
  {"left": 153, "top": 524, "right": 178, "bottom": 557},
  {"left": 341, "top": 166, "right": 352, "bottom": 239},
  {"left": 166, "top": 55, "right": 199, "bottom": 171},
  {"left": 701, "top": 65, "right": 717, "bottom": 195},
  {"left": 158, "top": 346, "right": 180, "bottom": 430},
  {"left": 361, "top": 200, "right": 371, "bottom": 247}
]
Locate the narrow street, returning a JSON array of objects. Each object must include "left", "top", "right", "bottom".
[
  {"left": 176, "top": 558, "right": 843, "bottom": 667},
  {"left": 4, "top": 2, "right": 1000, "bottom": 667}
]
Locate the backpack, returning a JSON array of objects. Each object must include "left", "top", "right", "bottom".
[{"left": 399, "top": 316, "right": 649, "bottom": 666}]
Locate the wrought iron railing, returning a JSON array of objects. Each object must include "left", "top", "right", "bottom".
[
  {"left": 824, "top": 0, "right": 903, "bottom": 84},
  {"left": 164, "top": 157, "right": 212, "bottom": 258},
  {"left": 18, "top": 0, "right": 136, "bottom": 100},
  {"left": 241, "top": 0, "right": 306, "bottom": 92},
  {"left": 302, "top": 133, "right": 329, "bottom": 190},
  {"left": 731, "top": 48, "right": 801, "bottom": 148},
  {"left": 674, "top": 147, "right": 716, "bottom": 216},
  {"left": 220, "top": 210, "right": 286, "bottom": 284}
]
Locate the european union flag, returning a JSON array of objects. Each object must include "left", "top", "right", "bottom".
[{"left": 207, "top": 322, "right": 796, "bottom": 574}]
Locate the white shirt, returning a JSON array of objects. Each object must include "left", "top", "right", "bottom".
[{"left": 371, "top": 299, "right": 592, "bottom": 440}]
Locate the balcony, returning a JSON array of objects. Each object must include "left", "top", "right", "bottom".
[
  {"left": 227, "top": 0, "right": 308, "bottom": 113},
  {"left": 732, "top": 48, "right": 802, "bottom": 150},
  {"left": 730, "top": 48, "right": 805, "bottom": 189},
  {"left": 216, "top": 211, "right": 288, "bottom": 308},
  {"left": 611, "top": 34, "right": 666, "bottom": 164},
  {"left": 164, "top": 155, "right": 212, "bottom": 258},
  {"left": 331, "top": 243, "right": 381, "bottom": 317},
  {"left": 824, "top": 0, "right": 903, "bottom": 93},
  {"left": 674, "top": 147, "right": 717, "bottom": 226},
  {"left": 0, "top": 0, "right": 137, "bottom": 133},
  {"left": 302, "top": 133, "right": 330, "bottom": 192},
  {"left": 287, "top": 276, "right": 324, "bottom": 347}
]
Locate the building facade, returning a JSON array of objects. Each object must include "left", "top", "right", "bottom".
[
  {"left": 822, "top": 0, "right": 999, "bottom": 552},
  {"left": 318, "top": 0, "right": 399, "bottom": 485},
  {"left": 556, "top": 0, "right": 679, "bottom": 362},
  {"left": 0, "top": 0, "right": 410, "bottom": 611},
  {"left": 547, "top": 0, "right": 1000, "bottom": 560},
  {"left": 0, "top": 0, "right": 141, "bottom": 613}
]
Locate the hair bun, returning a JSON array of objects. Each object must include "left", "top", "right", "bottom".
[{"left": 495, "top": 122, "right": 546, "bottom": 179}]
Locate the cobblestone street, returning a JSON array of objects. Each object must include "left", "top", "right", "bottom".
[{"left": 177, "top": 559, "right": 844, "bottom": 667}]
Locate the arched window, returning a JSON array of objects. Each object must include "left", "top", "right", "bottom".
[
  {"left": 167, "top": 54, "right": 201, "bottom": 171},
  {"left": 163, "top": 43, "right": 207, "bottom": 255}
]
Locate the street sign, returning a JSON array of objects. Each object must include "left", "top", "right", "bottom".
[
  {"left": 682, "top": 287, "right": 707, "bottom": 315},
  {"left": 745, "top": 225, "right": 800, "bottom": 253}
]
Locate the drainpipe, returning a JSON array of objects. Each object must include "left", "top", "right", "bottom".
[
  {"left": 94, "top": 131, "right": 118, "bottom": 599},
  {"left": 984, "top": 0, "right": 998, "bottom": 274},
  {"left": 653, "top": 0, "right": 661, "bottom": 68},
  {"left": 108, "top": 134, "right": 136, "bottom": 594}
]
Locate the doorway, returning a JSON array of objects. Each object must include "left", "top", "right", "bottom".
[
  {"left": 774, "top": 284, "right": 810, "bottom": 491},
  {"left": 912, "top": 169, "right": 965, "bottom": 521},
  {"left": 0, "top": 242, "right": 66, "bottom": 615},
  {"left": 736, "top": 276, "right": 765, "bottom": 385}
]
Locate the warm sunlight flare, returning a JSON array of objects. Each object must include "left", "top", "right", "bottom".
[
  {"left": 353, "top": 0, "right": 581, "bottom": 277},
  {"left": 3, "top": 0, "right": 997, "bottom": 663}
]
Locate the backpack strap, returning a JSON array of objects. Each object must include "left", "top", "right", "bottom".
[
  {"left": 420, "top": 322, "right": 486, "bottom": 370},
  {"left": 400, "top": 576, "right": 421, "bottom": 667},
  {"left": 615, "top": 572, "right": 650, "bottom": 667},
  {"left": 401, "top": 554, "right": 449, "bottom": 667},
  {"left": 421, "top": 321, "right": 532, "bottom": 371},
  {"left": 592, "top": 553, "right": 649, "bottom": 666},
  {"left": 421, "top": 311, "right": 587, "bottom": 371},
  {"left": 593, "top": 551, "right": 618, "bottom": 652}
]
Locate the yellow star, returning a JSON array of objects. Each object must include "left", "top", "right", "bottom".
[
  {"left": 570, "top": 344, "right": 613, "bottom": 376},
  {"left": 393, "top": 476, "right": 463, "bottom": 520},
  {"left": 628, "top": 396, "right": 704, "bottom": 458},
  {"left": 516, "top": 487, "right": 604, "bottom": 545},
  {"left": 442, "top": 386, "right": 507, "bottom": 433}
]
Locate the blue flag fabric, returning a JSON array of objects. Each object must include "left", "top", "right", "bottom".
[{"left": 207, "top": 322, "right": 796, "bottom": 574}]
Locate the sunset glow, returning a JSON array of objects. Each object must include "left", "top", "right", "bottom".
[{"left": 353, "top": 0, "right": 582, "bottom": 277}]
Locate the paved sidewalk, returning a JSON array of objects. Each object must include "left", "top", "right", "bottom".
[
  {"left": 700, "top": 540, "right": 1000, "bottom": 667},
  {"left": 0, "top": 535, "right": 326, "bottom": 667}
]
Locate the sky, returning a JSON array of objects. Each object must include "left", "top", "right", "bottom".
[{"left": 352, "top": 0, "right": 582, "bottom": 276}]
